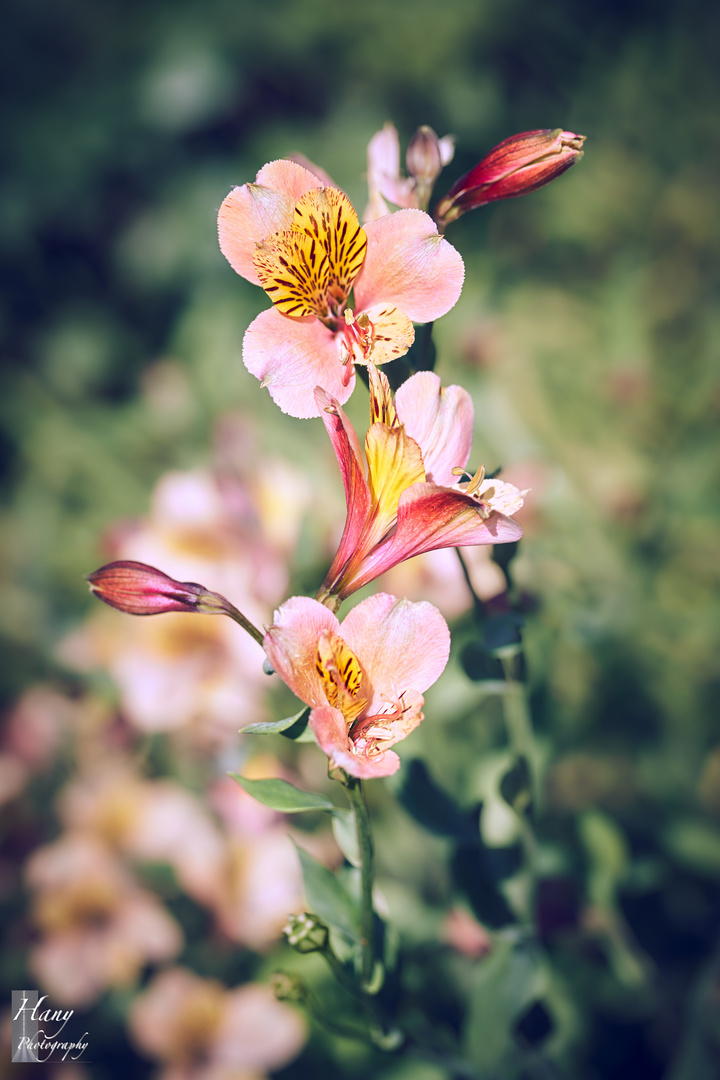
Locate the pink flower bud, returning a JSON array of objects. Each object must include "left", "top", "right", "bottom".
[
  {"left": 406, "top": 126, "right": 444, "bottom": 186},
  {"left": 405, "top": 126, "right": 455, "bottom": 211},
  {"left": 86, "top": 560, "right": 232, "bottom": 617},
  {"left": 435, "top": 128, "right": 585, "bottom": 227}
]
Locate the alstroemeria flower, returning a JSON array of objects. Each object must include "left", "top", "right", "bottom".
[
  {"left": 218, "top": 159, "right": 464, "bottom": 418},
  {"left": 263, "top": 593, "right": 450, "bottom": 779},
  {"left": 315, "top": 366, "right": 526, "bottom": 606}
]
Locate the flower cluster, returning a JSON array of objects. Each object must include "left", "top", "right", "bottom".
[{"left": 88, "top": 121, "right": 584, "bottom": 779}]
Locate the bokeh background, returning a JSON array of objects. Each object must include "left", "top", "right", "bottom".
[{"left": 2, "top": 0, "right": 719, "bottom": 1076}]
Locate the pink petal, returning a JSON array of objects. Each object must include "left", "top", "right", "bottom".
[
  {"left": 218, "top": 160, "right": 322, "bottom": 285},
  {"left": 364, "top": 123, "right": 401, "bottom": 222},
  {"left": 395, "top": 373, "right": 474, "bottom": 485},
  {"left": 309, "top": 705, "right": 401, "bottom": 779},
  {"left": 254, "top": 159, "right": 325, "bottom": 200},
  {"left": 345, "top": 484, "right": 523, "bottom": 594},
  {"left": 439, "top": 135, "right": 456, "bottom": 167},
  {"left": 377, "top": 175, "right": 419, "bottom": 210},
  {"left": 286, "top": 153, "right": 338, "bottom": 189},
  {"left": 243, "top": 308, "right": 356, "bottom": 418},
  {"left": 315, "top": 389, "right": 372, "bottom": 587},
  {"left": 340, "top": 593, "right": 450, "bottom": 699},
  {"left": 263, "top": 597, "right": 340, "bottom": 708},
  {"left": 355, "top": 209, "right": 464, "bottom": 322}
]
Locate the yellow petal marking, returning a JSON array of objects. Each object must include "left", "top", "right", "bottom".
[
  {"left": 253, "top": 230, "right": 332, "bottom": 317},
  {"left": 315, "top": 630, "right": 367, "bottom": 724},
  {"left": 363, "top": 306, "right": 415, "bottom": 365},
  {"left": 253, "top": 188, "right": 367, "bottom": 319},
  {"left": 368, "top": 364, "right": 398, "bottom": 427},
  {"left": 342, "top": 306, "right": 415, "bottom": 367},
  {"left": 364, "top": 423, "right": 425, "bottom": 544}
]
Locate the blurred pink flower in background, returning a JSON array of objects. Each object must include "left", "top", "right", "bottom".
[
  {"left": 61, "top": 467, "right": 292, "bottom": 748},
  {"left": 374, "top": 545, "right": 509, "bottom": 620},
  {"left": 2, "top": 686, "right": 77, "bottom": 770},
  {"left": 208, "top": 764, "right": 305, "bottom": 950},
  {"left": 218, "top": 158, "right": 464, "bottom": 417},
  {"left": 128, "top": 968, "right": 305, "bottom": 1080},
  {"left": 0, "top": 686, "right": 119, "bottom": 806},
  {"left": 442, "top": 907, "right": 492, "bottom": 959},
  {"left": 57, "top": 761, "right": 227, "bottom": 906},
  {"left": 56, "top": 754, "right": 307, "bottom": 949},
  {"left": 209, "top": 829, "right": 305, "bottom": 950},
  {"left": 26, "top": 833, "right": 182, "bottom": 1005},
  {"left": 264, "top": 593, "right": 450, "bottom": 778}
]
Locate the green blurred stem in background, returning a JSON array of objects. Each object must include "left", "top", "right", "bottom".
[{"left": 343, "top": 776, "right": 376, "bottom": 987}]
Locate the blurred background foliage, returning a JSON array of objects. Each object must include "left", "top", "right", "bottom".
[{"left": 2, "top": 0, "right": 720, "bottom": 1075}]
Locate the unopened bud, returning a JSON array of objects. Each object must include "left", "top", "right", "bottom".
[
  {"left": 270, "top": 972, "right": 307, "bottom": 1003},
  {"left": 87, "top": 560, "right": 267, "bottom": 644},
  {"left": 435, "top": 128, "right": 585, "bottom": 227},
  {"left": 405, "top": 126, "right": 455, "bottom": 211},
  {"left": 283, "top": 912, "right": 330, "bottom": 954},
  {"left": 406, "top": 126, "right": 443, "bottom": 186}
]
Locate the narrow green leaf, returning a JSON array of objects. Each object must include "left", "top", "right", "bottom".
[
  {"left": 579, "top": 809, "right": 629, "bottom": 908},
  {"left": 294, "top": 842, "right": 361, "bottom": 942},
  {"left": 242, "top": 706, "right": 310, "bottom": 738},
  {"left": 230, "top": 774, "right": 334, "bottom": 813}
]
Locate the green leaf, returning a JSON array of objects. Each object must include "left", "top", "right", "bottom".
[
  {"left": 483, "top": 613, "right": 524, "bottom": 656},
  {"left": 464, "top": 934, "right": 548, "bottom": 1070},
  {"left": 242, "top": 706, "right": 310, "bottom": 739},
  {"left": 294, "top": 842, "right": 361, "bottom": 942},
  {"left": 230, "top": 774, "right": 334, "bottom": 813},
  {"left": 331, "top": 808, "right": 361, "bottom": 867},
  {"left": 396, "top": 759, "right": 478, "bottom": 842},
  {"left": 663, "top": 818, "right": 720, "bottom": 878},
  {"left": 499, "top": 755, "right": 533, "bottom": 816}
]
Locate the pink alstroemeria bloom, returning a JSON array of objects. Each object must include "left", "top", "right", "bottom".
[
  {"left": 263, "top": 593, "right": 450, "bottom": 779},
  {"left": 315, "top": 366, "right": 526, "bottom": 607},
  {"left": 218, "top": 159, "right": 464, "bottom": 418}
]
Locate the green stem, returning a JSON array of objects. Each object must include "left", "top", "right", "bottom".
[
  {"left": 224, "top": 603, "right": 265, "bottom": 646},
  {"left": 455, "top": 548, "right": 486, "bottom": 619},
  {"left": 345, "top": 777, "right": 375, "bottom": 986},
  {"left": 500, "top": 655, "right": 539, "bottom": 924}
]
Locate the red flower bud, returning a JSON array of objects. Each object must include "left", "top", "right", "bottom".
[
  {"left": 87, "top": 560, "right": 266, "bottom": 645},
  {"left": 86, "top": 560, "right": 233, "bottom": 617},
  {"left": 435, "top": 128, "right": 585, "bottom": 227}
]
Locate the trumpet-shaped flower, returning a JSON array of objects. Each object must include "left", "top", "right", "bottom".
[
  {"left": 315, "top": 366, "right": 526, "bottom": 606},
  {"left": 218, "top": 159, "right": 464, "bottom": 417},
  {"left": 263, "top": 593, "right": 450, "bottom": 779}
]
